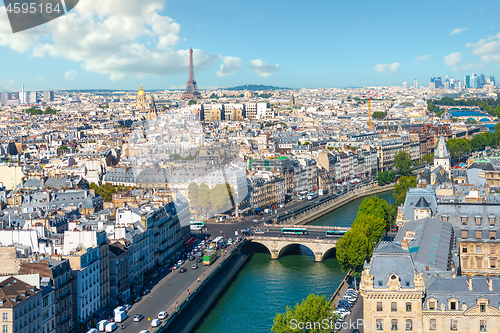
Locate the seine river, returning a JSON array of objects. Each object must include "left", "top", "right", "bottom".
[
  {"left": 449, "top": 110, "right": 496, "bottom": 132},
  {"left": 193, "top": 190, "right": 395, "bottom": 333}
]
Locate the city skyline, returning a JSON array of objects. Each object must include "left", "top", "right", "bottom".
[{"left": 1, "top": 0, "right": 500, "bottom": 91}]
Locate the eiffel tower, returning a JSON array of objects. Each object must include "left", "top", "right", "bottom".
[{"left": 181, "top": 47, "right": 202, "bottom": 100}]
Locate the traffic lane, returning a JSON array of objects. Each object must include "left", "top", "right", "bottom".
[
  {"left": 122, "top": 262, "right": 210, "bottom": 332},
  {"left": 339, "top": 296, "right": 364, "bottom": 333}
]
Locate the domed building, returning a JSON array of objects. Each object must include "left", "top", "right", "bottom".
[
  {"left": 440, "top": 109, "right": 453, "bottom": 123},
  {"left": 135, "top": 85, "right": 157, "bottom": 121}
]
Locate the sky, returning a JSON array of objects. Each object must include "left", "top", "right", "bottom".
[{"left": 1, "top": 0, "right": 500, "bottom": 91}]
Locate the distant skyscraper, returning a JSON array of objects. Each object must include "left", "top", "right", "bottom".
[
  {"left": 470, "top": 73, "right": 477, "bottom": 89},
  {"left": 465, "top": 75, "right": 471, "bottom": 89},
  {"left": 28, "top": 91, "right": 38, "bottom": 104},
  {"left": 413, "top": 79, "right": 418, "bottom": 89},
  {"left": 491, "top": 76, "right": 496, "bottom": 87},
  {"left": 403, "top": 82, "right": 407, "bottom": 90},
  {"left": 434, "top": 77, "right": 443, "bottom": 89},
  {"left": 181, "top": 47, "right": 202, "bottom": 100},
  {"left": 20, "top": 85, "right": 25, "bottom": 104},
  {"left": 479, "top": 74, "right": 486, "bottom": 88},
  {"left": 43, "top": 91, "right": 54, "bottom": 102}
]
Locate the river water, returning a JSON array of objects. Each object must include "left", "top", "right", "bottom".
[
  {"left": 193, "top": 190, "right": 395, "bottom": 333},
  {"left": 449, "top": 110, "right": 496, "bottom": 132}
]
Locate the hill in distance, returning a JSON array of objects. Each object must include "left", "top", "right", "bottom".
[{"left": 226, "top": 84, "right": 289, "bottom": 91}]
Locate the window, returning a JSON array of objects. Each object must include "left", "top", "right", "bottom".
[
  {"left": 376, "top": 319, "right": 383, "bottom": 331},
  {"left": 463, "top": 258, "right": 468, "bottom": 268},
  {"left": 442, "top": 216, "right": 448, "bottom": 222},
  {"left": 391, "top": 302, "right": 397, "bottom": 312},
  {"left": 490, "top": 217, "right": 495, "bottom": 226},
  {"left": 476, "top": 217, "right": 481, "bottom": 226},
  {"left": 2, "top": 313, "right": 6, "bottom": 321},
  {"left": 490, "top": 231, "right": 496, "bottom": 240},
  {"left": 429, "top": 301, "right": 436, "bottom": 310},
  {"left": 378, "top": 280, "right": 383, "bottom": 286},
  {"left": 462, "top": 230, "right": 468, "bottom": 239},
  {"left": 480, "top": 304, "right": 486, "bottom": 313},
  {"left": 450, "top": 302, "right": 456, "bottom": 310},
  {"left": 450, "top": 319, "right": 458, "bottom": 331},
  {"left": 377, "top": 302, "right": 383, "bottom": 312},
  {"left": 2, "top": 325, "right": 6, "bottom": 333},
  {"left": 491, "top": 245, "right": 496, "bottom": 254},
  {"left": 477, "top": 246, "right": 482, "bottom": 254},
  {"left": 477, "top": 258, "right": 483, "bottom": 268},
  {"left": 462, "top": 216, "right": 467, "bottom": 225},
  {"left": 391, "top": 319, "right": 398, "bottom": 331},
  {"left": 429, "top": 319, "right": 437, "bottom": 330},
  {"left": 476, "top": 230, "right": 483, "bottom": 239},
  {"left": 406, "top": 319, "right": 413, "bottom": 331},
  {"left": 406, "top": 302, "right": 412, "bottom": 312},
  {"left": 480, "top": 320, "right": 487, "bottom": 331},
  {"left": 462, "top": 246, "right": 468, "bottom": 253},
  {"left": 491, "top": 258, "right": 496, "bottom": 269}
]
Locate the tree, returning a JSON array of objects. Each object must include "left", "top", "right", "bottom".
[
  {"left": 210, "top": 184, "right": 232, "bottom": 214},
  {"left": 170, "top": 153, "right": 181, "bottom": 160},
  {"left": 467, "top": 118, "right": 477, "bottom": 124},
  {"left": 372, "top": 111, "right": 386, "bottom": 119},
  {"left": 393, "top": 151, "right": 412, "bottom": 176},
  {"left": 352, "top": 215, "right": 387, "bottom": 247},
  {"left": 188, "top": 183, "right": 199, "bottom": 207},
  {"left": 471, "top": 134, "right": 487, "bottom": 152},
  {"left": 336, "top": 230, "right": 371, "bottom": 274},
  {"left": 188, "top": 100, "right": 197, "bottom": 105},
  {"left": 388, "top": 170, "right": 396, "bottom": 183},
  {"left": 357, "top": 196, "right": 395, "bottom": 228},
  {"left": 376, "top": 170, "right": 389, "bottom": 186},
  {"left": 197, "top": 184, "right": 211, "bottom": 211},
  {"left": 271, "top": 294, "right": 336, "bottom": 333},
  {"left": 393, "top": 175, "right": 417, "bottom": 207},
  {"left": 421, "top": 153, "right": 434, "bottom": 165}
]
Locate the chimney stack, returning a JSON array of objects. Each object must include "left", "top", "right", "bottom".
[
  {"left": 487, "top": 274, "right": 493, "bottom": 291},
  {"left": 467, "top": 274, "right": 473, "bottom": 290}
]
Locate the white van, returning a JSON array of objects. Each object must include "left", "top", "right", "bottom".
[
  {"left": 86, "top": 329, "right": 98, "bottom": 333},
  {"left": 113, "top": 306, "right": 125, "bottom": 314},
  {"left": 97, "top": 320, "right": 109, "bottom": 331},
  {"left": 105, "top": 323, "right": 117, "bottom": 332}
]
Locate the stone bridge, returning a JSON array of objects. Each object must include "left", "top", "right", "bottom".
[
  {"left": 453, "top": 115, "right": 498, "bottom": 122},
  {"left": 247, "top": 236, "right": 339, "bottom": 262}
]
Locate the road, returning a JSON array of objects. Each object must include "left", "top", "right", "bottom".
[{"left": 120, "top": 243, "right": 235, "bottom": 333}]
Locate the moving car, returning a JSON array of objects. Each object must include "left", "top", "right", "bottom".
[
  {"left": 133, "top": 314, "right": 144, "bottom": 322},
  {"left": 151, "top": 319, "right": 161, "bottom": 327},
  {"left": 191, "top": 264, "right": 198, "bottom": 269},
  {"left": 196, "top": 258, "right": 203, "bottom": 263},
  {"left": 179, "top": 267, "right": 187, "bottom": 273},
  {"left": 255, "top": 229, "right": 265, "bottom": 234},
  {"left": 158, "top": 311, "right": 168, "bottom": 320}
]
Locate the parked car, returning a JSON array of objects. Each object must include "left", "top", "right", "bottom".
[
  {"left": 196, "top": 258, "right": 203, "bottom": 263},
  {"left": 143, "top": 289, "right": 150, "bottom": 295},
  {"left": 133, "top": 314, "right": 144, "bottom": 322},
  {"left": 151, "top": 319, "right": 161, "bottom": 327},
  {"left": 179, "top": 268, "right": 187, "bottom": 273},
  {"left": 158, "top": 311, "right": 168, "bottom": 320},
  {"left": 178, "top": 260, "right": 185, "bottom": 265},
  {"left": 255, "top": 229, "right": 265, "bottom": 234},
  {"left": 134, "top": 296, "right": 142, "bottom": 303}
]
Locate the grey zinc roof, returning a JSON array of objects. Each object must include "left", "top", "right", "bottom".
[
  {"left": 415, "top": 197, "right": 430, "bottom": 208},
  {"left": 425, "top": 276, "right": 500, "bottom": 310},
  {"left": 394, "top": 217, "right": 453, "bottom": 273},
  {"left": 369, "top": 242, "right": 416, "bottom": 289},
  {"left": 402, "top": 188, "right": 438, "bottom": 220}
]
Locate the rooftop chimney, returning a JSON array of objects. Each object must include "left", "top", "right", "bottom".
[
  {"left": 467, "top": 274, "right": 473, "bottom": 290},
  {"left": 487, "top": 274, "right": 493, "bottom": 291}
]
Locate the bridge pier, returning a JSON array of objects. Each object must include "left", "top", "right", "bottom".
[
  {"left": 314, "top": 252, "right": 323, "bottom": 262},
  {"left": 270, "top": 251, "right": 279, "bottom": 260}
]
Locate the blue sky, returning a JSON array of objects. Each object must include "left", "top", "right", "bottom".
[{"left": 1, "top": 0, "right": 500, "bottom": 91}]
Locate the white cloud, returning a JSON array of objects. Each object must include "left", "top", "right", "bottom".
[
  {"left": 415, "top": 55, "right": 431, "bottom": 62},
  {"left": 0, "top": 79, "right": 14, "bottom": 92},
  {"left": 0, "top": 0, "right": 219, "bottom": 80},
  {"left": 216, "top": 56, "right": 242, "bottom": 77},
  {"left": 249, "top": 59, "right": 279, "bottom": 77},
  {"left": 444, "top": 52, "right": 462, "bottom": 66},
  {"left": 373, "top": 62, "right": 400, "bottom": 75},
  {"left": 65, "top": 70, "right": 77, "bottom": 80},
  {"left": 449, "top": 27, "right": 468, "bottom": 36},
  {"left": 466, "top": 33, "right": 500, "bottom": 66},
  {"left": 452, "top": 63, "right": 483, "bottom": 72}
]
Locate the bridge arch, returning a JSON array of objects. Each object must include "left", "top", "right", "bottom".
[
  {"left": 480, "top": 118, "right": 492, "bottom": 122},
  {"left": 247, "top": 238, "right": 338, "bottom": 262}
]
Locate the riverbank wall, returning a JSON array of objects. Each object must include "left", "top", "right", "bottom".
[
  {"left": 157, "top": 241, "right": 249, "bottom": 333},
  {"left": 286, "top": 184, "right": 394, "bottom": 225}
]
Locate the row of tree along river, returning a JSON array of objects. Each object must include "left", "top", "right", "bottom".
[{"left": 193, "top": 190, "right": 395, "bottom": 333}]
